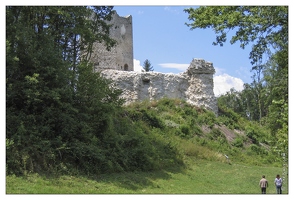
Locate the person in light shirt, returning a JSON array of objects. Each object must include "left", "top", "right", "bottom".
[
  {"left": 274, "top": 174, "right": 283, "bottom": 194},
  {"left": 259, "top": 175, "right": 268, "bottom": 194}
]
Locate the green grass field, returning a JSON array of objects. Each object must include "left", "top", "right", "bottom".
[{"left": 6, "top": 158, "right": 288, "bottom": 194}]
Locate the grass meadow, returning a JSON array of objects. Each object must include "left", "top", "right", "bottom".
[{"left": 6, "top": 158, "right": 288, "bottom": 194}]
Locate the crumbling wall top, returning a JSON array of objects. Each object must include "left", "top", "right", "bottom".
[{"left": 187, "top": 58, "right": 215, "bottom": 75}]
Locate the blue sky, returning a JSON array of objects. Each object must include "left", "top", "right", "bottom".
[
  {"left": 2, "top": 1, "right": 291, "bottom": 97},
  {"left": 113, "top": 5, "right": 256, "bottom": 96}
]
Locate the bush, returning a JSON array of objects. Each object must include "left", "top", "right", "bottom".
[
  {"left": 125, "top": 108, "right": 164, "bottom": 128},
  {"left": 247, "top": 144, "right": 268, "bottom": 156},
  {"left": 192, "top": 124, "right": 203, "bottom": 136},
  {"left": 245, "top": 126, "right": 259, "bottom": 144},
  {"left": 208, "top": 128, "right": 226, "bottom": 142},
  {"left": 179, "top": 124, "right": 190, "bottom": 136},
  {"left": 231, "top": 137, "right": 244, "bottom": 148},
  {"left": 197, "top": 110, "right": 217, "bottom": 128}
]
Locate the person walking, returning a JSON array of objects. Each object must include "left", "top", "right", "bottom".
[
  {"left": 274, "top": 174, "right": 282, "bottom": 194},
  {"left": 259, "top": 175, "right": 268, "bottom": 194}
]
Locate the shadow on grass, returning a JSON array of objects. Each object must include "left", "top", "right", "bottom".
[{"left": 88, "top": 165, "right": 187, "bottom": 192}]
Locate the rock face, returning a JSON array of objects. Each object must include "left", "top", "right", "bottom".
[{"left": 101, "top": 58, "right": 218, "bottom": 114}]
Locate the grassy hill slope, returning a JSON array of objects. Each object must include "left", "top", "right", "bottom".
[
  {"left": 6, "top": 98, "right": 288, "bottom": 194},
  {"left": 122, "top": 98, "right": 277, "bottom": 166}
]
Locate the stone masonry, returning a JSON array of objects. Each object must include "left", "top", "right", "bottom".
[
  {"left": 101, "top": 59, "right": 218, "bottom": 114},
  {"left": 88, "top": 10, "right": 218, "bottom": 114},
  {"left": 89, "top": 10, "right": 133, "bottom": 72}
]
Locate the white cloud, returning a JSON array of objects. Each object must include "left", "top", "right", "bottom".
[
  {"left": 164, "top": 6, "right": 180, "bottom": 14},
  {"left": 214, "top": 67, "right": 226, "bottom": 76},
  {"left": 133, "top": 59, "right": 143, "bottom": 72},
  {"left": 158, "top": 63, "right": 189, "bottom": 71},
  {"left": 213, "top": 73, "right": 244, "bottom": 97}
]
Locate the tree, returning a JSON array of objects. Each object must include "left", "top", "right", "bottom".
[
  {"left": 6, "top": 6, "right": 121, "bottom": 175},
  {"left": 184, "top": 6, "right": 288, "bottom": 67},
  {"left": 185, "top": 6, "right": 288, "bottom": 160},
  {"left": 143, "top": 59, "right": 154, "bottom": 72}
]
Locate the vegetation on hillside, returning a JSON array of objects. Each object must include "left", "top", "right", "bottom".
[
  {"left": 185, "top": 6, "right": 288, "bottom": 160},
  {"left": 123, "top": 98, "right": 279, "bottom": 166},
  {"left": 7, "top": 91, "right": 281, "bottom": 176},
  {"left": 6, "top": 6, "right": 287, "bottom": 180},
  {"left": 6, "top": 6, "right": 117, "bottom": 176}
]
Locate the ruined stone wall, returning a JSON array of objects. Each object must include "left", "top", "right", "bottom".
[
  {"left": 90, "top": 10, "right": 133, "bottom": 72},
  {"left": 101, "top": 59, "right": 218, "bottom": 114},
  {"left": 88, "top": 11, "right": 217, "bottom": 114}
]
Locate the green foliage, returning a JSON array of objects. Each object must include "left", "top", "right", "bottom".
[
  {"left": 6, "top": 6, "right": 284, "bottom": 179},
  {"left": 126, "top": 98, "right": 278, "bottom": 167},
  {"left": 245, "top": 126, "right": 259, "bottom": 144},
  {"left": 142, "top": 59, "right": 154, "bottom": 72},
  {"left": 157, "top": 96, "right": 176, "bottom": 109},
  {"left": 185, "top": 6, "right": 288, "bottom": 156},
  {"left": 208, "top": 128, "right": 223, "bottom": 140},
  {"left": 248, "top": 144, "right": 266, "bottom": 155},
  {"left": 184, "top": 6, "right": 288, "bottom": 65},
  {"left": 7, "top": 89, "right": 281, "bottom": 177},
  {"left": 196, "top": 109, "right": 217, "bottom": 128},
  {"left": 244, "top": 123, "right": 270, "bottom": 145},
  {"left": 231, "top": 137, "right": 244, "bottom": 148},
  {"left": 179, "top": 124, "right": 190, "bottom": 136},
  {"left": 6, "top": 6, "right": 120, "bottom": 176},
  {"left": 217, "top": 104, "right": 242, "bottom": 129}
]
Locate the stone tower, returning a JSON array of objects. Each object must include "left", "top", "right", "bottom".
[{"left": 90, "top": 10, "right": 134, "bottom": 72}]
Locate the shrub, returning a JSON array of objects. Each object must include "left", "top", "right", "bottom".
[
  {"left": 245, "top": 126, "right": 259, "bottom": 144},
  {"left": 141, "top": 109, "right": 164, "bottom": 128},
  {"left": 247, "top": 144, "right": 269, "bottom": 156},
  {"left": 191, "top": 124, "right": 203, "bottom": 136},
  {"left": 208, "top": 128, "right": 226, "bottom": 141},
  {"left": 231, "top": 137, "right": 244, "bottom": 148},
  {"left": 179, "top": 124, "right": 190, "bottom": 136},
  {"left": 157, "top": 97, "right": 176, "bottom": 108},
  {"left": 197, "top": 110, "right": 217, "bottom": 128},
  {"left": 182, "top": 105, "right": 198, "bottom": 117}
]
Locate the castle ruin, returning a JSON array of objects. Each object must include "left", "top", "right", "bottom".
[
  {"left": 89, "top": 10, "right": 134, "bottom": 72},
  {"left": 90, "top": 10, "right": 218, "bottom": 114},
  {"left": 101, "top": 59, "right": 218, "bottom": 114}
]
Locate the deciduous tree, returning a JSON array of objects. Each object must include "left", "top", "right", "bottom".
[
  {"left": 185, "top": 6, "right": 288, "bottom": 158},
  {"left": 6, "top": 6, "right": 121, "bottom": 175}
]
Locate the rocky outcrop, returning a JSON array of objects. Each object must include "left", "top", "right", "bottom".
[{"left": 101, "top": 58, "right": 218, "bottom": 114}]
